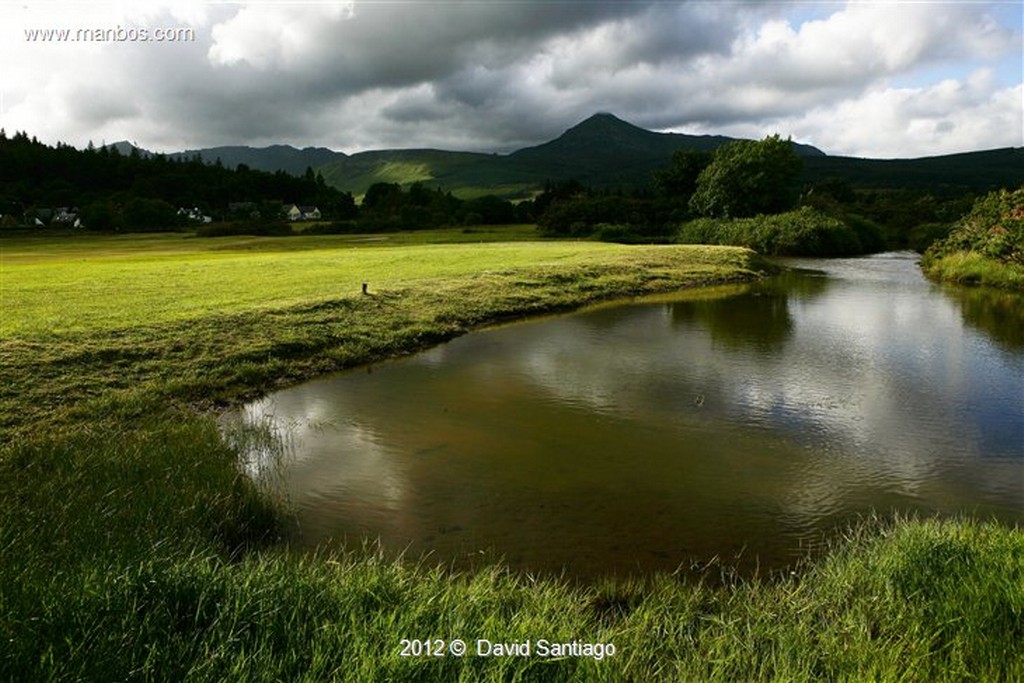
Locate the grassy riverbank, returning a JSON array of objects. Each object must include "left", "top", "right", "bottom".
[
  {"left": 920, "top": 251, "right": 1024, "bottom": 289},
  {"left": 2, "top": 230, "right": 1021, "bottom": 680},
  {"left": 921, "top": 186, "right": 1024, "bottom": 290}
]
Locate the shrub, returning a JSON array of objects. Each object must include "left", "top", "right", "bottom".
[
  {"left": 593, "top": 223, "right": 643, "bottom": 243},
  {"left": 676, "top": 207, "right": 874, "bottom": 256},
  {"left": 123, "top": 197, "right": 182, "bottom": 232},
  {"left": 924, "top": 187, "right": 1024, "bottom": 266},
  {"left": 907, "top": 222, "right": 953, "bottom": 253},
  {"left": 538, "top": 195, "right": 668, "bottom": 238}
]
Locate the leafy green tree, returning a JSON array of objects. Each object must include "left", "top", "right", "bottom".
[
  {"left": 462, "top": 195, "right": 514, "bottom": 225},
  {"left": 689, "top": 134, "right": 803, "bottom": 218},
  {"left": 362, "top": 182, "right": 404, "bottom": 212},
  {"left": 80, "top": 200, "right": 121, "bottom": 231},
  {"left": 653, "top": 150, "right": 713, "bottom": 203},
  {"left": 123, "top": 197, "right": 179, "bottom": 231}
]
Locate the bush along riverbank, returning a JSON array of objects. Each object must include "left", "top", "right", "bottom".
[
  {"left": 675, "top": 206, "right": 885, "bottom": 257},
  {"left": 2, "top": 234, "right": 1021, "bottom": 680},
  {"left": 921, "top": 186, "right": 1024, "bottom": 289}
]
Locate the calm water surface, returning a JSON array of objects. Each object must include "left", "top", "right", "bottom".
[{"left": 224, "top": 252, "right": 1023, "bottom": 579}]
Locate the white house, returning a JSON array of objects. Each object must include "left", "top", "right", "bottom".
[{"left": 283, "top": 204, "right": 321, "bottom": 221}]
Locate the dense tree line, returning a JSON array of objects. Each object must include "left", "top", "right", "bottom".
[
  {"left": 0, "top": 131, "right": 536, "bottom": 233},
  {"left": 338, "top": 182, "right": 527, "bottom": 232},
  {"left": 0, "top": 130, "right": 353, "bottom": 230},
  {"left": 535, "top": 135, "right": 806, "bottom": 241},
  {"left": 533, "top": 134, "right": 981, "bottom": 254}
]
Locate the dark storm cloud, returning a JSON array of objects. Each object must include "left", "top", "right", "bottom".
[
  {"left": 208, "top": 2, "right": 657, "bottom": 91},
  {"left": 4, "top": 1, "right": 1019, "bottom": 156}
]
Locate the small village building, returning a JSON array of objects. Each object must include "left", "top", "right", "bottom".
[{"left": 283, "top": 204, "right": 321, "bottom": 221}]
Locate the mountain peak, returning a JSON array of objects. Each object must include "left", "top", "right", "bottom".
[
  {"left": 568, "top": 112, "right": 642, "bottom": 133},
  {"left": 105, "top": 140, "right": 152, "bottom": 157}
]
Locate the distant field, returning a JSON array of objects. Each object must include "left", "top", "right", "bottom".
[{"left": 4, "top": 227, "right": 694, "bottom": 337}]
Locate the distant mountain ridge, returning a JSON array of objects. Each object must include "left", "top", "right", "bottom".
[
  {"left": 169, "top": 145, "right": 343, "bottom": 176},
  {"left": 510, "top": 112, "right": 825, "bottom": 164},
  {"left": 108, "top": 113, "right": 1023, "bottom": 198}
]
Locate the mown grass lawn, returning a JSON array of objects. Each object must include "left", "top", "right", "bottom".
[{"left": 2, "top": 228, "right": 743, "bottom": 337}]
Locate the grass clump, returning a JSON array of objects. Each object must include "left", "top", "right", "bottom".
[{"left": 920, "top": 250, "right": 1024, "bottom": 289}]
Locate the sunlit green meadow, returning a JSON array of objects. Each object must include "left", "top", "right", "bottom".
[{"left": 2, "top": 229, "right": 747, "bottom": 337}]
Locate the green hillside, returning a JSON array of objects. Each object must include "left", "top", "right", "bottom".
[
  {"left": 157, "top": 113, "right": 1024, "bottom": 200},
  {"left": 171, "top": 145, "right": 342, "bottom": 176},
  {"left": 803, "top": 148, "right": 1024, "bottom": 192},
  {"left": 316, "top": 148, "right": 514, "bottom": 199},
  {"left": 314, "top": 113, "right": 826, "bottom": 199}
]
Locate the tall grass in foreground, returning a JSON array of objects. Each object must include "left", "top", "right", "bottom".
[{"left": 2, "top": 416, "right": 1022, "bottom": 681}]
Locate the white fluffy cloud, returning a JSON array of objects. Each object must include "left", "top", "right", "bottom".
[
  {"left": 787, "top": 76, "right": 1023, "bottom": 158},
  {"left": 0, "top": 1, "right": 1019, "bottom": 157}
]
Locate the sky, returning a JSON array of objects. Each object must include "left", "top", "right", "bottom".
[{"left": 1, "top": 1, "right": 1021, "bottom": 159}]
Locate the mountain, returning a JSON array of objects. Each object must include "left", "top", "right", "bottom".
[
  {"left": 114, "top": 114, "right": 1024, "bottom": 199},
  {"left": 312, "top": 113, "right": 828, "bottom": 199},
  {"left": 106, "top": 140, "right": 153, "bottom": 157},
  {"left": 168, "top": 145, "right": 344, "bottom": 176},
  {"left": 803, "top": 148, "right": 1024, "bottom": 192},
  {"left": 510, "top": 112, "right": 825, "bottom": 165},
  {"left": 317, "top": 148, "right": 498, "bottom": 198},
  {"left": 103, "top": 141, "right": 344, "bottom": 177},
  {"left": 502, "top": 112, "right": 824, "bottom": 188}
]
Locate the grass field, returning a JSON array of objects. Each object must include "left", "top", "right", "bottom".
[
  {"left": 1, "top": 226, "right": 557, "bottom": 336},
  {"left": 1, "top": 229, "right": 761, "bottom": 438},
  {"left": 2, "top": 228, "right": 1021, "bottom": 680}
]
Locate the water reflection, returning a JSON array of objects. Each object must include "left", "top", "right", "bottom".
[
  {"left": 941, "top": 284, "right": 1024, "bottom": 351},
  {"left": 225, "top": 253, "right": 1024, "bottom": 580},
  {"left": 668, "top": 270, "right": 829, "bottom": 351}
]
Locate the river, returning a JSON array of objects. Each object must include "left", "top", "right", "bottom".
[{"left": 223, "top": 252, "right": 1023, "bottom": 579}]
